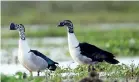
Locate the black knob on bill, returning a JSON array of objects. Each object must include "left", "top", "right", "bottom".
[{"left": 10, "top": 23, "right": 16, "bottom": 30}]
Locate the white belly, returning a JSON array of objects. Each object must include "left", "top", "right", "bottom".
[
  {"left": 69, "top": 48, "right": 82, "bottom": 64},
  {"left": 18, "top": 49, "right": 39, "bottom": 71},
  {"left": 18, "top": 39, "right": 41, "bottom": 71},
  {"left": 67, "top": 33, "right": 92, "bottom": 65},
  {"left": 69, "top": 47, "right": 92, "bottom": 64}
]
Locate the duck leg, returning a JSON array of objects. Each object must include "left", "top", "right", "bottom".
[
  {"left": 23, "top": 72, "right": 27, "bottom": 79},
  {"left": 92, "top": 66, "right": 96, "bottom": 71},
  {"left": 29, "top": 71, "right": 33, "bottom": 78},
  {"left": 27, "top": 71, "right": 33, "bottom": 80},
  {"left": 37, "top": 71, "right": 40, "bottom": 76},
  {"left": 88, "top": 64, "right": 91, "bottom": 72},
  {"left": 88, "top": 65, "right": 96, "bottom": 72}
]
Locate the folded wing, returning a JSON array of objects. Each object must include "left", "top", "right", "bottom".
[{"left": 79, "top": 42, "right": 119, "bottom": 64}]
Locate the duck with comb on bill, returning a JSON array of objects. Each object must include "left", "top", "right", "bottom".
[
  {"left": 10, "top": 23, "right": 58, "bottom": 77},
  {"left": 57, "top": 20, "right": 119, "bottom": 71}
]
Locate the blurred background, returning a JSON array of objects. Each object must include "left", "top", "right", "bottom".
[
  {"left": 1, "top": 1, "right": 139, "bottom": 25},
  {"left": 1, "top": 1, "right": 139, "bottom": 76}
]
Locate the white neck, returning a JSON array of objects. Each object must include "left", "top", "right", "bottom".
[
  {"left": 68, "top": 32, "right": 79, "bottom": 48},
  {"left": 19, "top": 39, "right": 30, "bottom": 52},
  {"left": 18, "top": 30, "right": 30, "bottom": 52}
]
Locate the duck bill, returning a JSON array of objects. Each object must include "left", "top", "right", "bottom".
[
  {"left": 57, "top": 24, "right": 64, "bottom": 27},
  {"left": 57, "top": 25, "right": 63, "bottom": 27},
  {"left": 57, "top": 22, "right": 65, "bottom": 27}
]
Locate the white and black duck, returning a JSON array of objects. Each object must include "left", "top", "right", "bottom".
[
  {"left": 57, "top": 20, "right": 119, "bottom": 71},
  {"left": 10, "top": 23, "right": 58, "bottom": 76}
]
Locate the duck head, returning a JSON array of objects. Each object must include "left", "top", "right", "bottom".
[
  {"left": 58, "top": 20, "right": 73, "bottom": 27},
  {"left": 10, "top": 23, "right": 25, "bottom": 32},
  {"left": 57, "top": 20, "right": 74, "bottom": 33}
]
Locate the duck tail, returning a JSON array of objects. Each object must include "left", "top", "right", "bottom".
[{"left": 105, "top": 58, "right": 119, "bottom": 64}]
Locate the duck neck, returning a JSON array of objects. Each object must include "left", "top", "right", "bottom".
[
  {"left": 67, "top": 26, "right": 74, "bottom": 33},
  {"left": 67, "top": 27, "right": 79, "bottom": 48},
  {"left": 18, "top": 30, "right": 30, "bottom": 52},
  {"left": 19, "top": 30, "right": 26, "bottom": 40}
]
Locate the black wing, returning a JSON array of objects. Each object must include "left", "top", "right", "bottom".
[
  {"left": 79, "top": 42, "right": 119, "bottom": 64},
  {"left": 29, "top": 50, "right": 58, "bottom": 65}
]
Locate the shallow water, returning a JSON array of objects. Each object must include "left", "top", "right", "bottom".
[{"left": 1, "top": 37, "right": 70, "bottom": 64}]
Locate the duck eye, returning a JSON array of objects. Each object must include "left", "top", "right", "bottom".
[{"left": 60, "top": 22, "right": 64, "bottom": 26}]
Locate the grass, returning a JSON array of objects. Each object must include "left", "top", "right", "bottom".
[
  {"left": 1, "top": 63, "right": 139, "bottom": 82},
  {"left": 2, "top": 12, "right": 139, "bottom": 25}
]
